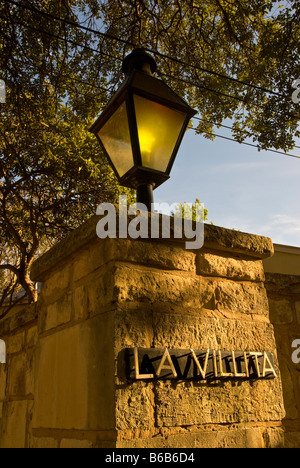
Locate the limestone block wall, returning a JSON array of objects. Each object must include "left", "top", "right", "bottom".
[
  {"left": 0, "top": 217, "right": 286, "bottom": 448},
  {"left": 265, "top": 273, "right": 300, "bottom": 448},
  {"left": 110, "top": 232, "right": 285, "bottom": 448},
  {"left": 0, "top": 305, "right": 37, "bottom": 448}
]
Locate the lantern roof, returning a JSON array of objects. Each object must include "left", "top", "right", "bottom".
[{"left": 89, "top": 52, "right": 196, "bottom": 134}]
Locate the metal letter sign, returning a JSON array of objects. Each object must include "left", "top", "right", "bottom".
[{"left": 127, "top": 348, "right": 277, "bottom": 381}]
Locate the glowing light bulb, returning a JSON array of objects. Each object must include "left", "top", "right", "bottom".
[{"left": 138, "top": 128, "right": 155, "bottom": 163}]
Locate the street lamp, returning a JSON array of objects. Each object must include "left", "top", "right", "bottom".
[{"left": 90, "top": 49, "right": 197, "bottom": 211}]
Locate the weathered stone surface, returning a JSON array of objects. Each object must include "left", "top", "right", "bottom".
[
  {"left": 277, "top": 360, "right": 298, "bottom": 420},
  {"left": 114, "top": 308, "right": 284, "bottom": 440},
  {"left": 26, "top": 326, "right": 38, "bottom": 348},
  {"left": 73, "top": 284, "right": 88, "bottom": 321},
  {"left": 112, "top": 266, "right": 269, "bottom": 318},
  {"left": 265, "top": 272, "right": 300, "bottom": 294},
  {"left": 284, "top": 432, "right": 300, "bottom": 448},
  {"left": 38, "top": 264, "right": 72, "bottom": 305},
  {"left": 197, "top": 252, "right": 265, "bottom": 281},
  {"left": 296, "top": 301, "right": 300, "bottom": 325},
  {"left": 72, "top": 240, "right": 106, "bottom": 283},
  {"left": 265, "top": 271, "right": 300, "bottom": 448},
  {"left": 2, "top": 220, "right": 287, "bottom": 448},
  {"left": 268, "top": 298, "right": 293, "bottom": 325},
  {"left": 33, "top": 314, "right": 115, "bottom": 431},
  {"left": 116, "top": 382, "right": 155, "bottom": 432},
  {"left": 117, "top": 426, "right": 281, "bottom": 449},
  {"left": 263, "top": 426, "right": 285, "bottom": 448},
  {"left": 60, "top": 438, "right": 93, "bottom": 448},
  {"left": 30, "top": 213, "right": 274, "bottom": 283},
  {"left": 203, "top": 224, "right": 274, "bottom": 259},
  {"left": 113, "top": 265, "right": 215, "bottom": 310},
  {"left": 30, "top": 215, "right": 101, "bottom": 282},
  {"left": 84, "top": 268, "right": 116, "bottom": 314},
  {"left": 43, "top": 294, "right": 72, "bottom": 332},
  {"left": 104, "top": 238, "right": 197, "bottom": 273},
  {"left": 31, "top": 437, "right": 59, "bottom": 448},
  {"left": 154, "top": 379, "right": 283, "bottom": 427},
  {"left": 150, "top": 314, "right": 277, "bottom": 352},
  {"left": 0, "top": 401, "right": 28, "bottom": 448},
  {"left": 8, "top": 350, "right": 35, "bottom": 396},
  {"left": 0, "top": 365, "right": 7, "bottom": 401},
  {"left": 6, "top": 332, "right": 25, "bottom": 354},
  {"left": 0, "top": 303, "right": 37, "bottom": 335},
  {"left": 114, "top": 309, "right": 154, "bottom": 354},
  {"left": 215, "top": 280, "right": 269, "bottom": 317}
]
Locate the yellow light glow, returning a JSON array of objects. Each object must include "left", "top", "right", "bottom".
[
  {"left": 134, "top": 94, "right": 187, "bottom": 172},
  {"left": 138, "top": 128, "right": 156, "bottom": 156}
]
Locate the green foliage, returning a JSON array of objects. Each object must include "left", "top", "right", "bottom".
[
  {"left": 172, "top": 199, "right": 208, "bottom": 222},
  {"left": 96, "top": 0, "right": 300, "bottom": 151},
  {"left": 0, "top": 0, "right": 299, "bottom": 312},
  {"left": 0, "top": 0, "right": 133, "bottom": 310}
]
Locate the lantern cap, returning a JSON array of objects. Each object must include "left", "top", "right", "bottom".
[{"left": 122, "top": 48, "right": 157, "bottom": 76}]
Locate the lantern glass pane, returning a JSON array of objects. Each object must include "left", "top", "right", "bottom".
[
  {"left": 98, "top": 101, "right": 134, "bottom": 177},
  {"left": 133, "top": 95, "right": 187, "bottom": 172}
]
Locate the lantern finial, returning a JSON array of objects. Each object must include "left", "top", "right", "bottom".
[{"left": 122, "top": 48, "right": 157, "bottom": 76}]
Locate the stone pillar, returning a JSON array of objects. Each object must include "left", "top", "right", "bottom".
[
  {"left": 265, "top": 273, "right": 300, "bottom": 448},
  {"left": 27, "top": 215, "right": 285, "bottom": 448}
]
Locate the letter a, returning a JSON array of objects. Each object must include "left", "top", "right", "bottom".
[
  {"left": 262, "top": 351, "right": 277, "bottom": 378},
  {"left": 156, "top": 348, "right": 177, "bottom": 378}
]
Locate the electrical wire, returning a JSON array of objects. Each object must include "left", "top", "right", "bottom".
[
  {"left": 188, "top": 127, "right": 300, "bottom": 159},
  {"left": 1, "top": 8, "right": 299, "bottom": 159},
  {"left": 3, "top": 12, "right": 296, "bottom": 117},
  {"left": 0, "top": 14, "right": 250, "bottom": 106},
  {"left": 193, "top": 116, "right": 300, "bottom": 150},
  {"left": 5, "top": 0, "right": 288, "bottom": 98},
  {"left": 0, "top": 14, "right": 122, "bottom": 62},
  {"left": 4, "top": 1, "right": 299, "bottom": 115},
  {"left": 160, "top": 72, "right": 246, "bottom": 104},
  {"left": 5, "top": 0, "right": 135, "bottom": 47}
]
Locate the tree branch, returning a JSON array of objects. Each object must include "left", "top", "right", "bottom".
[
  {"left": 0, "top": 293, "right": 28, "bottom": 320},
  {"left": 1, "top": 197, "right": 27, "bottom": 255},
  {"left": 0, "top": 264, "right": 19, "bottom": 277}
]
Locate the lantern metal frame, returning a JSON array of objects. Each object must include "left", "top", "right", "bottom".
[{"left": 90, "top": 49, "right": 197, "bottom": 208}]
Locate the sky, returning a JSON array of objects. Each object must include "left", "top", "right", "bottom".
[
  {"left": 153, "top": 0, "right": 300, "bottom": 248},
  {"left": 88, "top": 0, "right": 300, "bottom": 248},
  {"left": 155, "top": 123, "right": 300, "bottom": 248}
]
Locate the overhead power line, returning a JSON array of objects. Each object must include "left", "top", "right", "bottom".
[
  {"left": 2, "top": 8, "right": 299, "bottom": 159},
  {"left": 193, "top": 116, "right": 300, "bottom": 150},
  {"left": 188, "top": 127, "right": 300, "bottom": 159},
  {"left": 0, "top": 14, "right": 121, "bottom": 63},
  {"left": 3, "top": 11, "right": 295, "bottom": 118},
  {"left": 0, "top": 14, "right": 251, "bottom": 107},
  {"left": 160, "top": 72, "right": 246, "bottom": 104},
  {"left": 5, "top": 0, "right": 287, "bottom": 98},
  {"left": 5, "top": 0, "right": 135, "bottom": 47}
]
